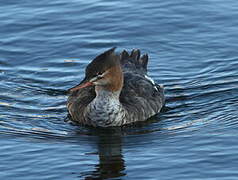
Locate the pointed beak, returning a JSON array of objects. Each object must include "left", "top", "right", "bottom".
[{"left": 68, "top": 78, "right": 94, "bottom": 93}]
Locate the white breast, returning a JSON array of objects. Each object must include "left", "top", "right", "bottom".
[{"left": 85, "top": 90, "right": 125, "bottom": 127}]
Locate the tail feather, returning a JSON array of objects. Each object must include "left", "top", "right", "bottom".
[
  {"left": 120, "top": 50, "right": 129, "bottom": 64},
  {"left": 140, "top": 54, "right": 148, "bottom": 70},
  {"left": 120, "top": 49, "right": 149, "bottom": 72},
  {"left": 130, "top": 49, "right": 140, "bottom": 61}
]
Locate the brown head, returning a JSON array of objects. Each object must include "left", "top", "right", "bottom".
[{"left": 69, "top": 47, "right": 124, "bottom": 93}]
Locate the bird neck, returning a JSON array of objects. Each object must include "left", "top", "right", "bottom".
[
  {"left": 95, "top": 88, "right": 120, "bottom": 102},
  {"left": 94, "top": 64, "right": 123, "bottom": 108}
]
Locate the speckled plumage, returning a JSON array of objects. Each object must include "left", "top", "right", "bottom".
[{"left": 67, "top": 48, "right": 165, "bottom": 127}]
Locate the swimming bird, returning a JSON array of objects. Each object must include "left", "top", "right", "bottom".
[{"left": 67, "top": 48, "right": 165, "bottom": 127}]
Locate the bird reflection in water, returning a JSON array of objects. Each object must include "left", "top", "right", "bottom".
[{"left": 83, "top": 128, "right": 126, "bottom": 180}]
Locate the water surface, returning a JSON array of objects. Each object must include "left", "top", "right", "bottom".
[{"left": 1, "top": 0, "right": 238, "bottom": 179}]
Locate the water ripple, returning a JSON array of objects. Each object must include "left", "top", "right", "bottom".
[{"left": 1, "top": 0, "right": 238, "bottom": 179}]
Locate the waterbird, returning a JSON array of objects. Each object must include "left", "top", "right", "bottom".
[{"left": 67, "top": 48, "right": 165, "bottom": 127}]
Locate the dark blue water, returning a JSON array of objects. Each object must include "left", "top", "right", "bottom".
[{"left": 1, "top": 0, "right": 238, "bottom": 179}]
